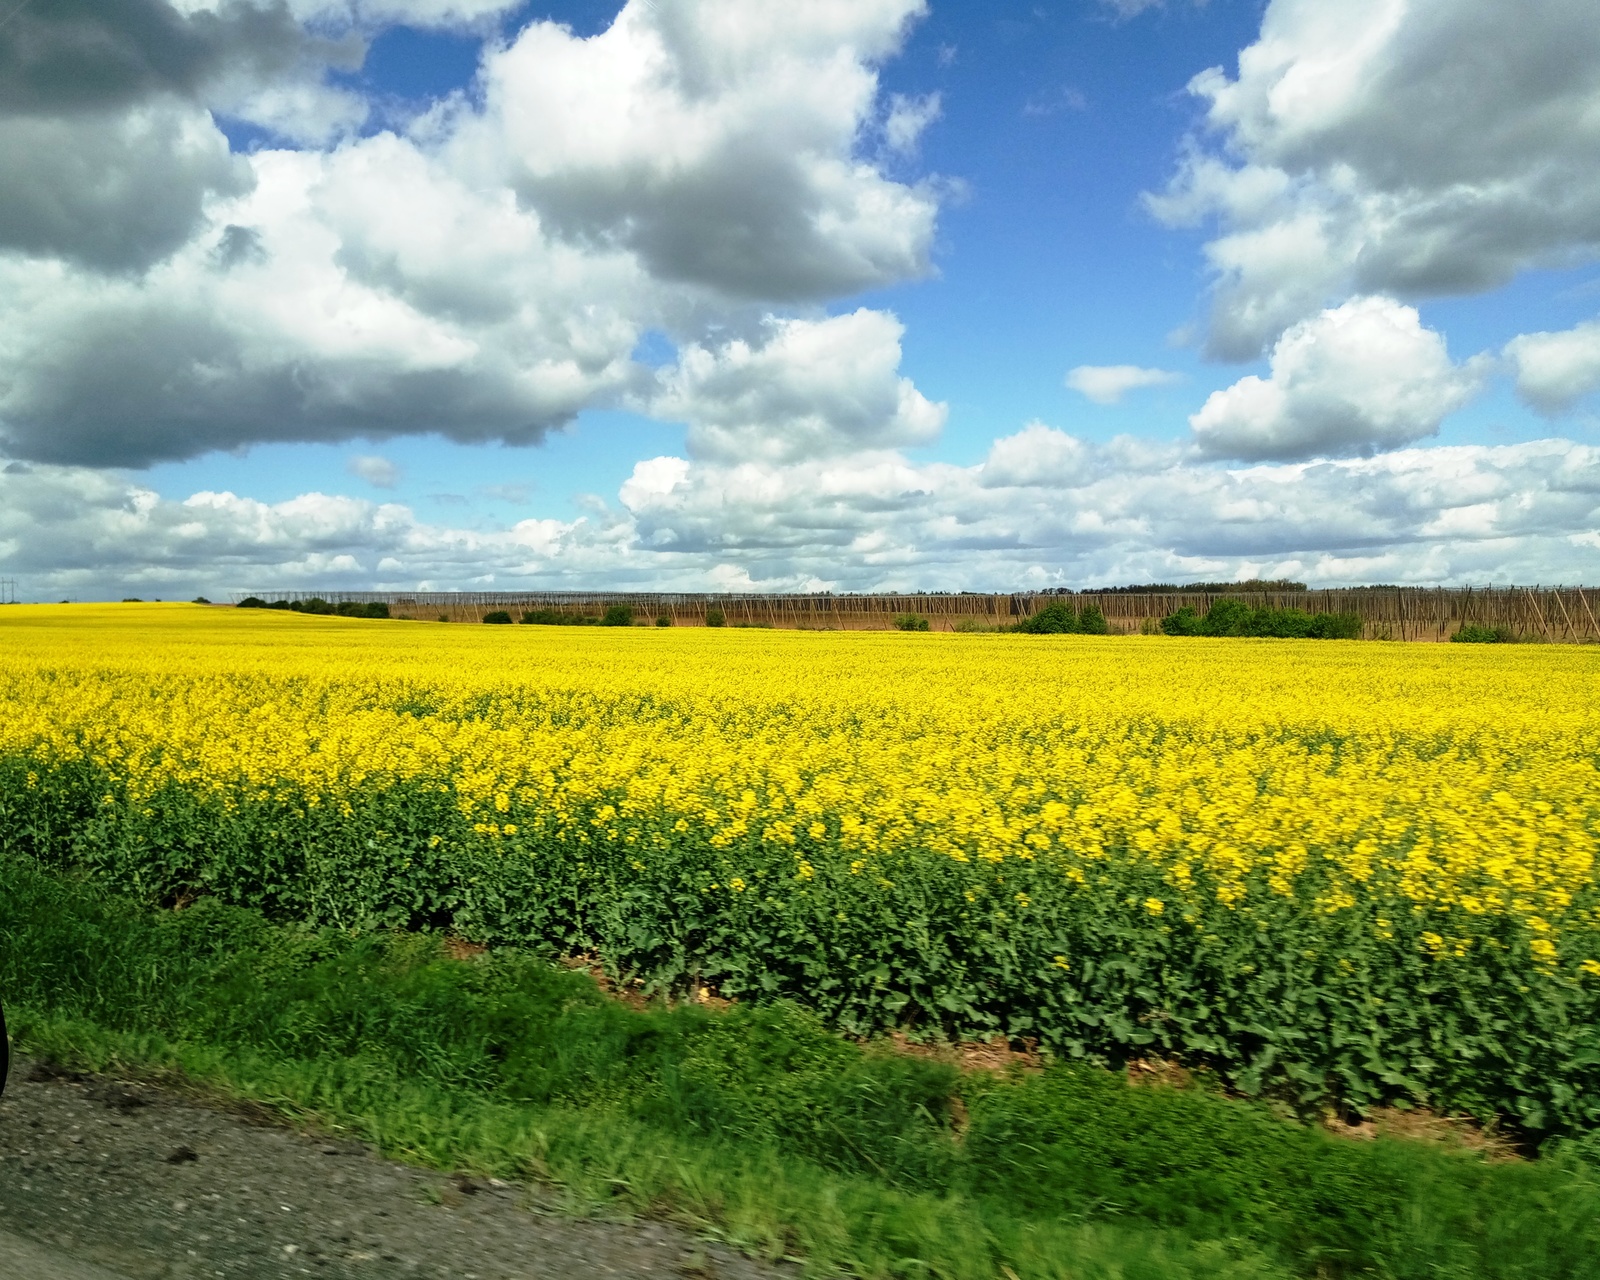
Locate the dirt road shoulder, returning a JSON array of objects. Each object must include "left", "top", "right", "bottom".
[{"left": 0, "top": 1056, "right": 785, "bottom": 1280}]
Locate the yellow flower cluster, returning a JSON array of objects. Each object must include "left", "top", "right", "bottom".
[{"left": 1, "top": 603, "right": 1597, "bottom": 968}]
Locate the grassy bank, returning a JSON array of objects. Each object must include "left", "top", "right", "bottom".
[{"left": 2, "top": 859, "right": 1597, "bottom": 1280}]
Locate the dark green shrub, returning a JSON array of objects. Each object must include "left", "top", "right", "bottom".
[
  {"left": 1198, "top": 597, "right": 1254, "bottom": 636},
  {"left": 192, "top": 597, "right": 211, "bottom": 605},
  {"left": 266, "top": 600, "right": 292, "bottom": 610},
  {"left": 236, "top": 597, "right": 266, "bottom": 609},
  {"left": 1078, "top": 604, "right": 1109, "bottom": 635},
  {"left": 706, "top": 608, "right": 725, "bottom": 628},
  {"left": 1453, "top": 623, "right": 1514, "bottom": 644},
  {"left": 1162, "top": 606, "right": 1204, "bottom": 636},
  {"left": 894, "top": 613, "right": 930, "bottom": 631},
  {"left": 1306, "top": 611, "right": 1361, "bottom": 639},
  {"left": 290, "top": 597, "right": 336, "bottom": 615},
  {"left": 656, "top": 614, "right": 672, "bottom": 627},
  {"left": 363, "top": 602, "right": 391, "bottom": 619},
  {"left": 1015, "top": 602, "right": 1081, "bottom": 634},
  {"left": 601, "top": 604, "right": 634, "bottom": 627},
  {"left": 335, "top": 600, "right": 366, "bottom": 617},
  {"left": 520, "top": 609, "right": 602, "bottom": 627},
  {"left": 482, "top": 610, "right": 513, "bottom": 625},
  {"left": 1164, "top": 603, "right": 1364, "bottom": 640}
]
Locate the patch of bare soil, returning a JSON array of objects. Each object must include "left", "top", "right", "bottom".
[
  {"left": 557, "top": 955, "right": 656, "bottom": 1012},
  {"left": 1124, "top": 1057, "right": 1195, "bottom": 1090},
  {"left": 881, "top": 1032, "right": 1043, "bottom": 1075},
  {"left": 0, "top": 1057, "right": 791, "bottom": 1280},
  {"left": 1321, "top": 1106, "right": 1523, "bottom": 1160}
]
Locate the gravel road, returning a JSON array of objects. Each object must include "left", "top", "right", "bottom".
[{"left": 0, "top": 1057, "right": 789, "bottom": 1280}]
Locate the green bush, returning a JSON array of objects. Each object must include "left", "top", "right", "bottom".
[
  {"left": 705, "top": 607, "right": 726, "bottom": 628},
  {"left": 520, "top": 608, "right": 598, "bottom": 626},
  {"left": 1162, "top": 606, "right": 1204, "bottom": 636},
  {"left": 236, "top": 598, "right": 390, "bottom": 620},
  {"left": 1015, "top": 602, "right": 1082, "bottom": 634},
  {"left": 482, "top": 610, "right": 513, "bottom": 625},
  {"left": 656, "top": 614, "right": 673, "bottom": 628},
  {"left": 1078, "top": 604, "right": 1110, "bottom": 635},
  {"left": 1163, "top": 603, "right": 1362, "bottom": 640},
  {"left": 894, "top": 613, "right": 931, "bottom": 631},
  {"left": 1453, "top": 624, "right": 1515, "bottom": 644},
  {"left": 601, "top": 604, "right": 635, "bottom": 627}
]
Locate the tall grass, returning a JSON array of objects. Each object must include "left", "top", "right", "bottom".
[{"left": 2, "top": 858, "right": 1595, "bottom": 1280}]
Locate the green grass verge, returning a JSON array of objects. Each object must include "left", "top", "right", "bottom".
[{"left": 2, "top": 857, "right": 1596, "bottom": 1280}]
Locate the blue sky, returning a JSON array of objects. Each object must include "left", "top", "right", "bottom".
[{"left": 1, "top": 0, "right": 1597, "bottom": 597}]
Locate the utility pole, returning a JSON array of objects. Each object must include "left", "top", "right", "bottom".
[{"left": 0, "top": 578, "right": 16, "bottom": 604}]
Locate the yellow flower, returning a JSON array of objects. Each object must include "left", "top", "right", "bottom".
[{"left": 1, "top": 600, "right": 1595, "bottom": 1013}]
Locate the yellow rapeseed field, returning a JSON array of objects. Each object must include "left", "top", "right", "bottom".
[{"left": 2, "top": 603, "right": 1597, "bottom": 1122}]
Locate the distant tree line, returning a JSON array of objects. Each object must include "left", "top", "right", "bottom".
[
  {"left": 1079, "top": 579, "right": 1309, "bottom": 595},
  {"left": 237, "top": 597, "right": 390, "bottom": 618}
]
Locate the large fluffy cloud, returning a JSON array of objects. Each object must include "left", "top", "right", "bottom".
[
  {"left": 0, "top": 137, "right": 648, "bottom": 465},
  {"left": 1189, "top": 296, "right": 1484, "bottom": 461},
  {"left": 1150, "top": 0, "right": 1600, "bottom": 357},
  {"left": 0, "top": 0, "right": 354, "bottom": 271},
  {"left": 0, "top": 0, "right": 323, "bottom": 116},
  {"left": 8, "top": 430, "right": 1594, "bottom": 599},
  {"left": 455, "top": 0, "right": 937, "bottom": 302},
  {"left": 0, "top": 0, "right": 942, "bottom": 467},
  {"left": 1505, "top": 319, "right": 1600, "bottom": 416},
  {"left": 0, "top": 102, "right": 250, "bottom": 272},
  {"left": 649, "top": 310, "right": 945, "bottom": 463}
]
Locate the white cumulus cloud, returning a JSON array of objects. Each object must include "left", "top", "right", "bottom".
[
  {"left": 1148, "top": 0, "right": 1600, "bottom": 357},
  {"left": 454, "top": 0, "right": 938, "bottom": 303},
  {"left": 1505, "top": 318, "right": 1600, "bottom": 415},
  {"left": 649, "top": 310, "right": 946, "bottom": 464},
  {"left": 3, "top": 426, "right": 1596, "bottom": 599},
  {"left": 0, "top": 0, "right": 944, "bottom": 468},
  {"left": 1189, "top": 297, "right": 1485, "bottom": 461},
  {"left": 1066, "top": 364, "right": 1183, "bottom": 405}
]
